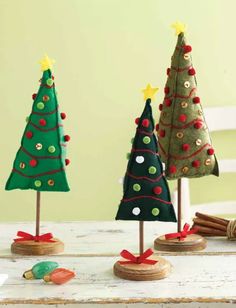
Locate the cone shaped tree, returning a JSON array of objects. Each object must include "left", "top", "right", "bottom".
[
  {"left": 5, "top": 57, "right": 70, "bottom": 192},
  {"left": 157, "top": 23, "right": 219, "bottom": 179},
  {"left": 116, "top": 84, "right": 176, "bottom": 222},
  {"left": 5, "top": 55, "right": 70, "bottom": 255},
  {"left": 114, "top": 85, "right": 176, "bottom": 281}
]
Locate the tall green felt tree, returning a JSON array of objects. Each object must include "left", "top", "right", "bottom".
[
  {"left": 5, "top": 55, "right": 70, "bottom": 192},
  {"left": 116, "top": 84, "right": 176, "bottom": 222},
  {"left": 157, "top": 22, "right": 219, "bottom": 180}
]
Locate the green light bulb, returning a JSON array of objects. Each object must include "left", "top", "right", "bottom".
[{"left": 23, "top": 261, "right": 59, "bottom": 279}]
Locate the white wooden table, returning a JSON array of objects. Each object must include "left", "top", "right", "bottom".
[{"left": 0, "top": 221, "right": 236, "bottom": 307}]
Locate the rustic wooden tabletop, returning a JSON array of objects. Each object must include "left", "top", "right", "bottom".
[{"left": 0, "top": 221, "right": 235, "bottom": 307}]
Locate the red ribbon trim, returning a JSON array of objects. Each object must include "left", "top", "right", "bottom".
[
  {"left": 165, "top": 223, "right": 198, "bottom": 241},
  {"left": 14, "top": 231, "right": 56, "bottom": 243},
  {"left": 118, "top": 248, "right": 158, "bottom": 265}
]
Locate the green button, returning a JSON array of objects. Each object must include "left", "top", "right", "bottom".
[
  {"left": 46, "top": 78, "right": 53, "bottom": 86},
  {"left": 48, "top": 146, "right": 56, "bottom": 153},
  {"left": 34, "top": 180, "right": 42, "bottom": 188},
  {"left": 133, "top": 183, "right": 141, "bottom": 192},
  {"left": 152, "top": 208, "right": 160, "bottom": 216},
  {"left": 143, "top": 136, "right": 151, "bottom": 144},
  {"left": 37, "top": 102, "right": 45, "bottom": 110},
  {"left": 148, "top": 166, "right": 157, "bottom": 174}
]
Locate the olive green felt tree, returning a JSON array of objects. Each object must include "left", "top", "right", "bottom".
[
  {"left": 157, "top": 22, "right": 219, "bottom": 179},
  {"left": 154, "top": 22, "right": 218, "bottom": 252},
  {"left": 5, "top": 55, "right": 70, "bottom": 255}
]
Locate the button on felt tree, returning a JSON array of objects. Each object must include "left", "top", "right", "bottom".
[
  {"left": 114, "top": 85, "right": 177, "bottom": 281},
  {"left": 5, "top": 55, "right": 70, "bottom": 255},
  {"left": 154, "top": 22, "right": 219, "bottom": 252}
]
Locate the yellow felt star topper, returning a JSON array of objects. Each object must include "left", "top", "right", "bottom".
[
  {"left": 142, "top": 84, "right": 159, "bottom": 101},
  {"left": 171, "top": 21, "right": 187, "bottom": 35},
  {"left": 39, "top": 54, "right": 55, "bottom": 71}
]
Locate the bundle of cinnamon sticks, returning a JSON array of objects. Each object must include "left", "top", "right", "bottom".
[{"left": 192, "top": 212, "right": 236, "bottom": 238}]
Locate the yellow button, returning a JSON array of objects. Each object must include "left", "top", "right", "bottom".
[{"left": 176, "top": 132, "right": 184, "bottom": 139}]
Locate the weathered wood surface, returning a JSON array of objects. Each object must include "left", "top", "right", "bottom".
[
  {"left": 0, "top": 255, "right": 236, "bottom": 305},
  {"left": 0, "top": 221, "right": 235, "bottom": 257}
]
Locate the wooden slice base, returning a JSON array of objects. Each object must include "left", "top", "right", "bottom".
[
  {"left": 113, "top": 255, "right": 172, "bottom": 281},
  {"left": 11, "top": 238, "right": 64, "bottom": 255},
  {"left": 154, "top": 234, "right": 207, "bottom": 252}
]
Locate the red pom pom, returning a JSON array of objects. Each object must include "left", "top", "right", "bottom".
[
  {"left": 26, "top": 131, "right": 33, "bottom": 139},
  {"left": 182, "top": 143, "right": 190, "bottom": 151},
  {"left": 165, "top": 98, "right": 172, "bottom": 107},
  {"left": 183, "top": 45, "right": 192, "bottom": 53},
  {"left": 159, "top": 129, "right": 165, "bottom": 137},
  {"left": 29, "top": 159, "right": 37, "bottom": 167},
  {"left": 207, "top": 148, "right": 215, "bottom": 155},
  {"left": 39, "top": 119, "right": 46, "bottom": 126},
  {"left": 159, "top": 104, "right": 163, "bottom": 111},
  {"left": 155, "top": 123, "right": 159, "bottom": 131},
  {"left": 192, "top": 160, "right": 201, "bottom": 168},
  {"left": 153, "top": 186, "right": 162, "bottom": 195},
  {"left": 64, "top": 135, "right": 71, "bottom": 142},
  {"left": 52, "top": 75, "right": 55, "bottom": 80},
  {"left": 164, "top": 87, "right": 170, "bottom": 94},
  {"left": 194, "top": 121, "right": 203, "bottom": 129},
  {"left": 178, "top": 114, "right": 187, "bottom": 123},
  {"left": 61, "top": 112, "right": 66, "bottom": 120},
  {"left": 166, "top": 68, "right": 171, "bottom": 75},
  {"left": 188, "top": 68, "right": 196, "bottom": 76},
  {"left": 65, "top": 159, "right": 70, "bottom": 166},
  {"left": 135, "top": 117, "right": 140, "bottom": 125},
  {"left": 169, "top": 165, "right": 177, "bottom": 174},
  {"left": 32, "top": 93, "right": 37, "bottom": 100},
  {"left": 142, "top": 119, "right": 150, "bottom": 128},
  {"left": 193, "top": 97, "right": 200, "bottom": 104}
]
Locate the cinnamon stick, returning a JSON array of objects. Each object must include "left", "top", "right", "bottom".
[
  {"left": 193, "top": 218, "right": 227, "bottom": 232},
  {"left": 193, "top": 224, "right": 226, "bottom": 236},
  {"left": 195, "top": 212, "right": 229, "bottom": 226}
]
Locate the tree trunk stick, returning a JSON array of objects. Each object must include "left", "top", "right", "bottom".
[
  {"left": 177, "top": 179, "right": 182, "bottom": 232},
  {"left": 139, "top": 221, "right": 144, "bottom": 255},
  {"left": 35, "top": 191, "right": 41, "bottom": 240}
]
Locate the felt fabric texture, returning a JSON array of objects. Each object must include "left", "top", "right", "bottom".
[
  {"left": 116, "top": 99, "right": 177, "bottom": 222},
  {"left": 5, "top": 69, "right": 70, "bottom": 192},
  {"left": 158, "top": 32, "right": 219, "bottom": 180}
]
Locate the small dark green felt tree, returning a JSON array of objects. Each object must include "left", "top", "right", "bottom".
[
  {"left": 116, "top": 84, "right": 176, "bottom": 222},
  {"left": 5, "top": 56, "right": 70, "bottom": 192}
]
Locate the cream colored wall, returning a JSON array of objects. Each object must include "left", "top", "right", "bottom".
[{"left": 0, "top": 0, "right": 235, "bottom": 221}]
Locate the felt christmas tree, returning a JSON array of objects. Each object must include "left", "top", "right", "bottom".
[
  {"left": 114, "top": 84, "right": 176, "bottom": 281},
  {"left": 5, "top": 55, "right": 70, "bottom": 255},
  {"left": 154, "top": 22, "right": 219, "bottom": 252}
]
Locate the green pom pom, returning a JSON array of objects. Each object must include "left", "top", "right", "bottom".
[
  {"left": 34, "top": 180, "right": 42, "bottom": 188},
  {"left": 37, "top": 102, "right": 45, "bottom": 110},
  {"left": 152, "top": 208, "right": 160, "bottom": 216},
  {"left": 46, "top": 78, "right": 53, "bottom": 86},
  {"left": 133, "top": 183, "right": 141, "bottom": 192},
  {"left": 25, "top": 116, "right": 29, "bottom": 123},
  {"left": 131, "top": 137, "right": 134, "bottom": 144},
  {"left": 126, "top": 153, "right": 131, "bottom": 160},
  {"left": 143, "top": 136, "right": 151, "bottom": 144},
  {"left": 148, "top": 166, "right": 157, "bottom": 174},
  {"left": 48, "top": 146, "right": 56, "bottom": 153}
]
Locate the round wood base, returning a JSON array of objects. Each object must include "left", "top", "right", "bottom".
[
  {"left": 154, "top": 234, "right": 207, "bottom": 252},
  {"left": 113, "top": 255, "right": 172, "bottom": 281},
  {"left": 11, "top": 238, "right": 64, "bottom": 255}
]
